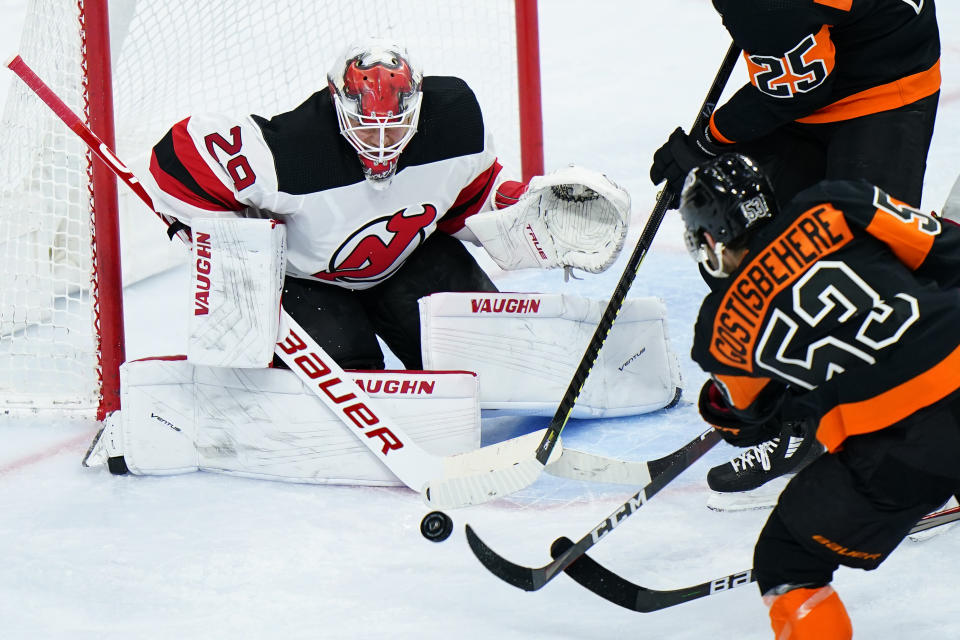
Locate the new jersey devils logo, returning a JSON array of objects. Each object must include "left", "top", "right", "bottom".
[{"left": 314, "top": 204, "right": 437, "bottom": 284}]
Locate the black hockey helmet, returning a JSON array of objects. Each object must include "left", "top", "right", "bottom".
[{"left": 678, "top": 153, "right": 777, "bottom": 277}]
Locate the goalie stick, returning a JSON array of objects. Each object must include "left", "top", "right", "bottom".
[
  {"left": 5, "top": 54, "right": 566, "bottom": 509},
  {"left": 550, "top": 504, "right": 960, "bottom": 613},
  {"left": 465, "top": 429, "right": 721, "bottom": 591},
  {"left": 5, "top": 54, "right": 682, "bottom": 509}
]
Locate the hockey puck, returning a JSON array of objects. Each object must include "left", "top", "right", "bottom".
[
  {"left": 550, "top": 536, "right": 575, "bottom": 558},
  {"left": 420, "top": 511, "right": 453, "bottom": 542}
]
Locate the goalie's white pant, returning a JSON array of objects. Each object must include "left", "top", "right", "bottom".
[
  {"left": 113, "top": 358, "right": 480, "bottom": 486},
  {"left": 419, "top": 292, "right": 682, "bottom": 418}
]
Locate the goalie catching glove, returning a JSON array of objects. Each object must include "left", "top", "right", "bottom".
[{"left": 465, "top": 165, "right": 630, "bottom": 273}]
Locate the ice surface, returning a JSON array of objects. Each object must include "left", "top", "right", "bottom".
[{"left": 2, "top": 1, "right": 960, "bottom": 638}]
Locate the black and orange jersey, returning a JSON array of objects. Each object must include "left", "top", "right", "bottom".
[
  {"left": 708, "top": 0, "right": 940, "bottom": 143},
  {"left": 691, "top": 179, "right": 960, "bottom": 452}
]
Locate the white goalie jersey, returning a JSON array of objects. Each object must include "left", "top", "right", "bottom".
[
  {"left": 144, "top": 76, "right": 525, "bottom": 290},
  {"left": 145, "top": 75, "right": 631, "bottom": 288}
]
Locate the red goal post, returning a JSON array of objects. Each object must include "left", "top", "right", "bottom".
[{"left": 0, "top": 0, "right": 543, "bottom": 420}]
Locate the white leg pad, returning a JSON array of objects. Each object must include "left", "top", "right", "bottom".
[
  {"left": 118, "top": 358, "right": 480, "bottom": 485},
  {"left": 419, "top": 292, "right": 682, "bottom": 418},
  {"left": 120, "top": 357, "right": 200, "bottom": 474}
]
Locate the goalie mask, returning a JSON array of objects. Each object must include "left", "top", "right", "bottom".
[
  {"left": 327, "top": 39, "right": 423, "bottom": 188},
  {"left": 679, "top": 153, "right": 777, "bottom": 278}
]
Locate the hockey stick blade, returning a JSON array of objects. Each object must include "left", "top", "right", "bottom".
[
  {"left": 551, "top": 505, "right": 960, "bottom": 612},
  {"left": 465, "top": 430, "right": 720, "bottom": 591},
  {"left": 905, "top": 504, "right": 960, "bottom": 534},
  {"left": 423, "top": 429, "right": 563, "bottom": 509},
  {"left": 430, "top": 424, "right": 703, "bottom": 510},
  {"left": 544, "top": 434, "right": 699, "bottom": 485}
]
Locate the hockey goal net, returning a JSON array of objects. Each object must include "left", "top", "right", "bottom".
[{"left": 0, "top": 0, "right": 543, "bottom": 419}]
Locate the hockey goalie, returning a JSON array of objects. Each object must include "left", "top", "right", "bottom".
[{"left": 84, "top": 38, "right": 681, "bottom": 487}]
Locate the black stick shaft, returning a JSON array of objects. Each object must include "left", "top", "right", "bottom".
[
  {"left": 554, "top": 505, "right": 960, "bottom": 612},
  {"left": 535, "top": 42, "right": 742, "bottom": 464}
]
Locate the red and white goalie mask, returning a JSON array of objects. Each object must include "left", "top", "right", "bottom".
[{"left": 327, "top": 39, "right": 423, "bottom": 187}]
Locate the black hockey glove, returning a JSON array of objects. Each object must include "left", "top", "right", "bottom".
[
  {"left": 649, "top": 126, "right": 728, "bottom": 209},
  {"left": 698, "top": 380, "right": 780, "bottom": 448}
]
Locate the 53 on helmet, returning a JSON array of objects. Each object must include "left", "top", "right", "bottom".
[{"left": 679, "top": 153, "right": 777, "bottom": 277}]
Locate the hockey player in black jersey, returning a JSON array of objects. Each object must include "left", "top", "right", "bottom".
[
  {"left": 650, "top": 0, "right": 940, "bottom": 495},
  {"left": 652, "top": 0, "right": 939, "bottom": 209},
  {"left": 680, "top": 153, "right": 960, "bottom": 639},
  {"left": 144, "top": 38, "right": 630, "bottom": 371}
]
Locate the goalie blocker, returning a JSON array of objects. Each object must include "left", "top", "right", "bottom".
[{"left": 187, "top": 216, "right": 286, "bottom": 368}]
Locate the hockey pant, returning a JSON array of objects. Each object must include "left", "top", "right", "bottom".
[
  {"left": 281, "top": 233, "right": 496, "bottom": 370},
  {"left": 753, "top": 391, "right": 960, "bottom": 636},
  {"left": 735, "top": 91, "right": 938, "bottom": 209}
]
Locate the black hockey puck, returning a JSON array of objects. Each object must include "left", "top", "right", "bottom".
[
  {"left": 420, "top": 511, "right": 454, "bottom": 542},
  {"left": 550, "top": 536, "right": 574, "bottom": 558}
]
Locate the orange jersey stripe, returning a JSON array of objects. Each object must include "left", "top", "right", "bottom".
[
  {"left": 709, "top": 112, "right": 735, "bottom": 145},
  {"left": 865, "top": 203, "right": 936, "bottom": 270},
  {"left": 813, "top": 0, "right": 853, "bottom": 10},
  {"left": 710, "top": 204, "right": 854, "bottom": 372},
  {"left": 797, "top": 60, "right": 940, "bottom": 124},
  {"left": 817, "top": 342, "right": 960, "bottom": 452},
  {"left": 804, "top": 25, "right": 837, "bottom": 77},
  {"left": 714, "top": 373, "right": 772, "bottom": 411}
]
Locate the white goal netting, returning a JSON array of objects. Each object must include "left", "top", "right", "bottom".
[{"left": 0, "top": 0, "right": 532, "bottom": 416}]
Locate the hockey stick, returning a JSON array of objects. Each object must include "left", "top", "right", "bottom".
[
  {"left": 530, "top": 42, "right": 741, "bottom": 463},
  {"left": 8, "top": 53, "right": 680, "bottom": 507},
  {"left": 465, "top": 429, "right": 721, "bottom": 591},
  {"left": 424, "top": 42, "right": 742, "bottom": 503},
  {"left": 550, "top": 504, "right": 960, "bottom": 612},
  {"left": 5, "top": 53, "right": 563, "bottom": 509},
  {"left": 543, "top": 431, "right": 704, "bottom": 485}
]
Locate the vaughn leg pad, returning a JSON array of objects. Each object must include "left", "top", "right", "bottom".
[
  {"left": 419, "top": 292, "right": 682, "bottom": 418},
  {"left": 118, "top": 358, "right": 480, "bottom": 485}
]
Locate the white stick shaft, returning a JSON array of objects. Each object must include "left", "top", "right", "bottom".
[
  {"left": 274, "top": 310, "right": 441, "bottom": 490},
  {"left": 7, "top": 53, "right": 443, "bottom": 491}
]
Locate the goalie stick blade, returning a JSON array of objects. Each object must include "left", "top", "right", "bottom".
[
  {"left": 422, "top": 429, "right": 563, "bottom": 510},
  {"left": 423, "top": 458, "right": 546, "bottom": 510},
  {"left": 544, "top": 447, "right": 653, "bottom": 485},
  {"left": 464, "top": 430, "right": 721, "bottom": 592},
  {"left": 551, "top": 505, "right": 960, "bottom": 613}
]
